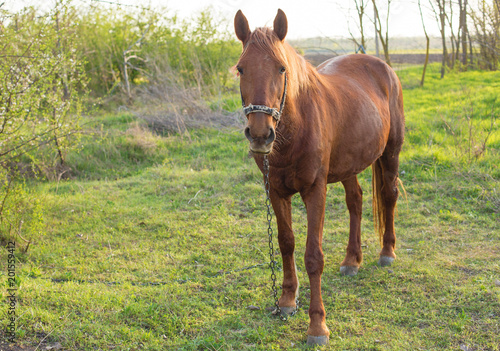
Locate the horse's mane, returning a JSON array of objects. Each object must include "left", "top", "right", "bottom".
[{"left": 238, "top": 27, "right": 320, "bottom": 101}]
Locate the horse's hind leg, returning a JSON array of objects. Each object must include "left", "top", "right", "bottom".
[
  {"left": 269, "top": 192, "right": 299, "bottom": 314},
  {"left": 377, "top": 148, "right": 401, "bottom": 266},
  {"left": 340, "top": 176, "right": 363, "bottom": 276},
  {"left": 376, "top": 77, "right": 405, "bottom": 266}
]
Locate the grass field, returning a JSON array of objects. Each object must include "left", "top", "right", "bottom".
[{"left": 1, "top": 64, "right": 499, "bottom": 350}]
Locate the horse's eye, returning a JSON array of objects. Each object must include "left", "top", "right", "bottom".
[
  {"left": 280, "top": 66, "right": 286, "bottom": 74},
  {"left": 237, "top": 66, "right": 244, "bottom": 75}
]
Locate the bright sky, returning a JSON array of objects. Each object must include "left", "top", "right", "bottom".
[
  {"left": 4, "top": 0, "right": 441, "bottom": 39},
  {"left": 160, "top": 0, "right": 441, "bottom": 39}
]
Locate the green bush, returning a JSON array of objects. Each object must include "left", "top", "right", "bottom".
[{"left": 76, "top": 5, "right": 240, "bottom": 100}]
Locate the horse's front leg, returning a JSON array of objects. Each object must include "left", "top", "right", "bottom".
[
  {"left": 300, "top": 180, "right": 330, "bottom": 346},
  {"left": 269, "top": 190, "right": 299, "bottom": 314}
]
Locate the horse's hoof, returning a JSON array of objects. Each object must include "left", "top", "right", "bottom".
[
  {"left": 340, "top": 265, "right": 359, "bottom": 276},
  {"left": 271, "top": 306, "right": 296, "bottom": 317},
  {"left": 279, "top": 306, "right": 297, "bottom": 316},
  {"left": 307, "top": 335, "right": 329, "bottom": 346},
  {"left": 378, "top": 255, "right": 395, "bottom": 267}
]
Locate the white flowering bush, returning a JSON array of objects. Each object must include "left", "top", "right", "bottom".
[
  {"left": 0, "top": 4, "right": 87, "bottom": 178},
  {"left": 0, "top": 3, "right": 87, "bottom": 247}
]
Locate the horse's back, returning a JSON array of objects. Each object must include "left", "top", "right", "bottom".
[
  {"left": 318, "top": 54, "right": 401, "bottom": 108},
  {"left": 318, "top": 54, "right": 396, "bottom": 86}
]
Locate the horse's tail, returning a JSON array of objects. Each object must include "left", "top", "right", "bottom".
[{"left": 372, "top": 159, "right": 386, "bottom": 247}]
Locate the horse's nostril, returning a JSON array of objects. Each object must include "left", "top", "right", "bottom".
[
  {"left": 266, "top": 128, "right": 276, "bottom": 145},
  {"left": 244, "top": 127, "right": 253, "bottom": 142}
]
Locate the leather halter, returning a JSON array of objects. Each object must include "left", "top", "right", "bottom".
[{"left": 241, "top": 74, "right": 288, "bottom": 123}]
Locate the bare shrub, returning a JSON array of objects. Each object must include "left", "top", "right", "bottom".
[{"left": 133, "top": 63, "right": 244, "bottom": 135}]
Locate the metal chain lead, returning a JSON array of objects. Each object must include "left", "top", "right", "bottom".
[{"left": 263, "top": 155, "right": 298, "bottom": 321}]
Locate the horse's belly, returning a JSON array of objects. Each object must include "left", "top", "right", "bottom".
[{"left": 327, "top": 124, "right": 387, "bottom": 182}]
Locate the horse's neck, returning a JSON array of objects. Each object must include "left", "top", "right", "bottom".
[
  {"left": 275, "top": 71, "right": 334, "bottom": 158},
  {"left": 282, "top": 71, "right": 325, "bottom": 131},
  {"left": 278, "top": 99, "right": 302, "bottom": 141},
  {"left": 274, "top": 97, "right": 310, "bottom": 158}
]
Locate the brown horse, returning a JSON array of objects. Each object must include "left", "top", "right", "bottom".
[{"left": 234, "top": 9, "right": 404, "bottom": 346}]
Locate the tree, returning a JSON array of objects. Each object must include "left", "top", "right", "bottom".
[
  {"left": 430, "top": 0, "right": 448, "bottom": 78},
  {"left": 348, "top": 0, "right": 370, "bottom": 53},
  {"left": 418, "top": 0, "right": 431, "bottom": 86},
  {"left": 371, "top": 0, "right": 392, "bottom": 66},
  {"left": 459, "top": 0, "right": 469, "bottom": 67}
]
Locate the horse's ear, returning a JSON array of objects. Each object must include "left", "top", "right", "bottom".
[
  {"left": 273, "top": 9, "right": 288, "bottom": 41},
  {"left": 234, "top": 10, "right": 251, "bottom": 44}
]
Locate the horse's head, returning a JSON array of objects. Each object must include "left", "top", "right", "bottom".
[{"left": 234, "top": 9, "right": 288, "bottom": 155}]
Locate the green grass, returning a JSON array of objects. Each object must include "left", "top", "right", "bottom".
[{"left": 0, "top": 65, "right": 499, "bottom": 350}]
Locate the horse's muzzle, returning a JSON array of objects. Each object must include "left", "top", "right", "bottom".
[{"left": 244, "top": 126, "right": 275, "bottom": 154}]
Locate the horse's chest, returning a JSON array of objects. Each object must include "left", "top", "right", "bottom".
[{"left": 272, "top": 165, "right": 318, "bottom": 195}]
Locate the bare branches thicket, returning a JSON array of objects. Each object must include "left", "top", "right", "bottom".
[
  {"left": 470, "top": 0, "right": 500, "bottom": 70},
  {"left": 428, "top": 0, "right": 499, "bottom": 72}
]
